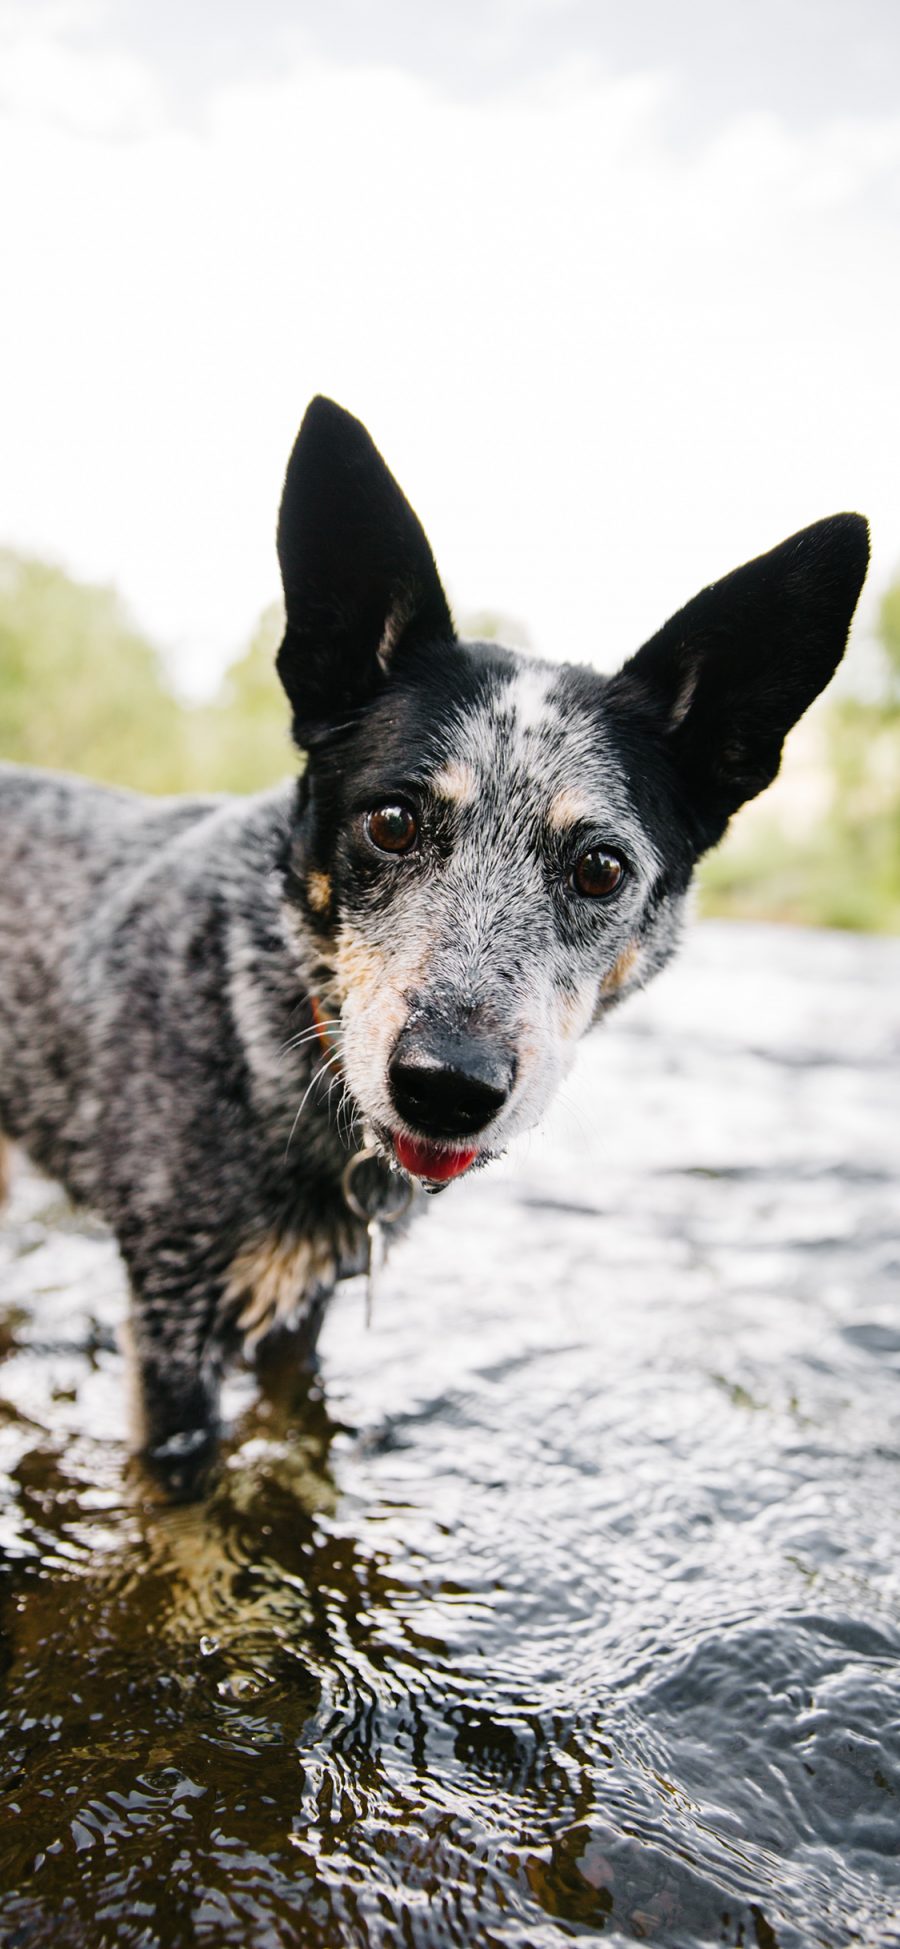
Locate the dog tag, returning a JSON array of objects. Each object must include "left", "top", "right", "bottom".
[
  {"left": 342, "top": 1143, "right": 413, "bottom": 1331},
  {"left": 365, "top": 1217, "right": 384, "bottom": 1329}
]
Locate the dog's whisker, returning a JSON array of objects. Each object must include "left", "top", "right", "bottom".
[
  {"left": 279, "top": 1016, "right": 343, "bottom": 1054},
  {"left": 280, "top": 1023, "right": 344, "bottom": 1059},
  {"left": 551, "top": 1088, "right": 600, "bottom": 1152},
  {"left": 336, "top": 1081, "right": 359, "bottom": 1150},
  {"left": 284, "top": 1052, "right": 337, "bottom": 1160},
  {"left": 327, "top": 1071, "right": 352, "bottom": 1146}
]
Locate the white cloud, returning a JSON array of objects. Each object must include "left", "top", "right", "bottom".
[
  {"left": 0, "top": 33, "right": 898, "bottom": 693},
  {"left": 0, "top": 6, "right": 163, "bottom": 138}
]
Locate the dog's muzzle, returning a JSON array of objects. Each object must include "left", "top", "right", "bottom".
[{"left": 388, "top": 1027, "right": 516, "bottom": 1139}]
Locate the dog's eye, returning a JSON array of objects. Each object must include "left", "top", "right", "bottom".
[
  {"left": 365, "top": 803, "right": 418, "bottom": 855},
  {"left": 570, "top": 848, "right": 625, "bottom": 898}
]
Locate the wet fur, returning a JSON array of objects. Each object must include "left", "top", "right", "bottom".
[{"left": 0, "top": 398, "right": 869, "bottom": 1479}]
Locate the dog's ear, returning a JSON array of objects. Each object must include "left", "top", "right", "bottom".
[
  {"left": 276, "top": 397, "right": 455, "bottom": 745},
  {"left": 604, "top": 514, "right": 869, "bottom": 849}
]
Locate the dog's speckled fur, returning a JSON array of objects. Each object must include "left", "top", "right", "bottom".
[{"left": 0, "top": 398, "right": 869, "bottom": 1479}]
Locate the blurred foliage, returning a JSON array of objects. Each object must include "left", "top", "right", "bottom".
[
  {"left": 699, "top": 578, "right": 900, "bottom": 932},
  {"left": 0, "top": 552, "right": 292, "bottom": 798},
  {"left": 457, "top": 608, "right": 533, "bottom": 650},
  {"left": 876, "top": 576, "right": 900, "bottom": 701},
  {"left": 187, "top": 602, "right": 295, "bottom": 793},
  {"left": 0, "top": 550, "right": 189, "bottom": 792},
  {"left": 0, "top": 548, "right": 898, "bottom": 931}
]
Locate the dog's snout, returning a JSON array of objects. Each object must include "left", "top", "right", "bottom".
[{"left": 388, "top": 1030, "right": 516, "bottom": 1138}]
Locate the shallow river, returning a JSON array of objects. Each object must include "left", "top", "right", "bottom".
[{"left": 1, "top": 922, "right": 899, "bottom": 1948}]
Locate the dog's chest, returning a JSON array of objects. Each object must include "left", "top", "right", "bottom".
[{"left": 223, "top": 1215, "right": 366, "bottom": 1349}]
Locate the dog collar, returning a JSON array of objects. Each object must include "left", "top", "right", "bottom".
[
  {"left": 308, "top": 995, "right": 452, "bottom": 1211},
  {"left": 310, "top": 993, "right": 342, "bottom": 1071},
  {"left": 308, "top": 991, "right": 414, "bottom": 1217}
]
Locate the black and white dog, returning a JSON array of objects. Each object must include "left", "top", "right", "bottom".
[{"left": 0, "top": 399, "right": 868, "bottom": 1477}]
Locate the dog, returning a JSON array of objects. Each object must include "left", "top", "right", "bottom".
[{"left": 0, "top": 397, "right": 869, "bottom": 1483}]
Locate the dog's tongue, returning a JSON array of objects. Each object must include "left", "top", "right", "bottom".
[{"left": 393, "top": 1134, "right": 478, "bottom": 1182}]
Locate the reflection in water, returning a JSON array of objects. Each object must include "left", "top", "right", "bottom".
[{"left": 1, "top": 924, "right": 899, "bottom": 1946}]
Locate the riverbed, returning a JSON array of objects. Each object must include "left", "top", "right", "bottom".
[{"left": 1, "top": 921, "right": 899, "bottom": 1947}]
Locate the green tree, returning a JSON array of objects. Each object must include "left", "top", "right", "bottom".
[
  {"left": 190, "top": 602, "right": 296, "bottom": 793},
  {"left": 875, "top": 578, "right": 900, "bottom": 705},
  {"left": 457, "top": 608, "right": 532, "bottom": 650},
  {"left": 0, "top": 550, "right": 188, "bottom": 792},
  {"left": 700, "top": 572, "right": 900, "bottom": 932}
]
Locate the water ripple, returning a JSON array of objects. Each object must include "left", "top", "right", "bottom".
[{"left": 1, "top": 924, "right": 899, "bottom": 1945}]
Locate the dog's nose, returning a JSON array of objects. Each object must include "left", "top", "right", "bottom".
[{"left": 388, "top": 1031, "right": 516, "bottom": 1138}]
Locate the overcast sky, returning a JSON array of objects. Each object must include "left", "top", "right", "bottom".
[{"left": 2, "top": 0, "right": 899, "bottom": 693}]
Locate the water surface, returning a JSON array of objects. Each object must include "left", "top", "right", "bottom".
[{"left": 1, "top": 922, "right": 899, "bottom": 1947}]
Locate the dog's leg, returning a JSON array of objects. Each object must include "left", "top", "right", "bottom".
[
  {"left": 131, "top": 1353, "right": 221, "bottom": 1503},
  {"left": 251, "top": 1287, "right": 330, "bottom": 1415},
  {"left": 0, "top": 1136, "right": 10, "bottom": 1208},
  {"left": 129, "top": 1330, "right": 223, "bottom": 1503},
  {"left": 121, "top": 1238, "right": 227, "bottom": 1500},
  {"left": 127, "top": 1320, "right": 219, "bottom": 1452}
]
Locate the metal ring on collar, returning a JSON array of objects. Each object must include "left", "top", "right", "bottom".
[{"left": 341, "top": 1145, "right": 414, "bottom": 1226}]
